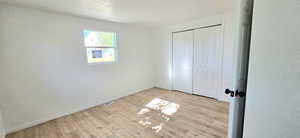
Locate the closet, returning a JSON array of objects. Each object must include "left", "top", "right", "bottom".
[{"left": 173, "top": 25, "right": 223, "bottom": 99}]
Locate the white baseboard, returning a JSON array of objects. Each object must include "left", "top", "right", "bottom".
[
  {"left": 153, "top": 86, "right": 173, "bottom": 91},
  {"left": 6, "top": 100, "right": 109, "bottom": 134},
  {"left": 1, "top": 129, "right": 5, "bottom": 138},
  {"left": 6, "top": 87, "right": 154, "bottom": 134}
]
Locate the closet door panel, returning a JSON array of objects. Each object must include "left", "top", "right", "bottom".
[
  {"left": 173, "top": 31, "right": 194, "bottom": 93},
  {"left": 193, "top": 26, "right": 222, "bottom": 98}
]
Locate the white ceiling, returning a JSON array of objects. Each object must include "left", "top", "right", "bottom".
[{"left": 0, "top": 0, "right": 237, "bottom": 26}]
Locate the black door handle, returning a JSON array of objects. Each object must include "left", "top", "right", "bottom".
[
  {"left": 235, "top": 90, "right": 245, "bottom": 97},
  {"left": 225, "top": 89, "right": 246, "bottom": 98},
  {"left": 225, "top": 89, "right": 235, "bottom": 97}
]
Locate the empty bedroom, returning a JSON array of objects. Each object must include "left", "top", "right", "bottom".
[{"left": 1, "top": 0, "right": 300, "bottom": 138}]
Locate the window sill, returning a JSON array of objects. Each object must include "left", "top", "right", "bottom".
[{"left": 87, "top": 61, "right": 117, "bottom": 65}]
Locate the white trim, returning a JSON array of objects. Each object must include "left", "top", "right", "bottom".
[
  {"left": 6, "top": 87, "right": 153, "bottom": 134},
  {"left": 219, "top": 20, "right": 226, "bottom": 101},
  {"left": 1, "top": 131, "right": 5, "bottom": 138},
  {"left": 87, "top": 61, "right": 117, "bottom": 65},
  {"left": 170, "top": 15, "right": 228, "bottom": 101},
  {"left": 83, "top": 30, "right": 119, "bottom": 65},
  {"left": 169, "top": 14, "right": 235, "bottom": 138},
  {"left": 168, "top": 15, "right": 224, "bottom": 33},
  {"left": 0, "top": 109, "right": 5, "bottom": 138},
  {"left": 6, "top": 101, "right": 108, "bottom": 134},
  {"left": 171, "top": 33, "right": 175, "bottom": 91}
]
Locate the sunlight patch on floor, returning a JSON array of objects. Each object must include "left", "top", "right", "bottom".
[
  {"left": 137, "top": 98, "right": 180, "bottom": 133},
  {"left": 145, "top": 98, "right": 180, "bottom": 116}
]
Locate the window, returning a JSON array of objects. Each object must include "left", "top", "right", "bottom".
[{"left": 83, "top": 30, "right": 117, "bottom": 63}]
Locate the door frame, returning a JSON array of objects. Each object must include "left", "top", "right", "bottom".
[
  {"left": 170, "top": 19, "right": 227, "bottom": 101},
  {"left": 171, "top": 24, "right": 224, "bottom": 97},
  {"left": 229, "top": 0, "right": 254, "bottom": 137}
]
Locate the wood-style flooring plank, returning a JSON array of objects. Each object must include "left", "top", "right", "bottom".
[{"left": 6, "top": 88, "right": 229, "bottom": 138}]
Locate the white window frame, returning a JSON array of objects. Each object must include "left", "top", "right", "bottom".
[{"left": 83, "top": 29, "right": 118, "bottom": 64}]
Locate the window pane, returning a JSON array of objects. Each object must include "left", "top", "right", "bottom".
[
  {"left": 87, "top": 48, "right": 116, "bottom": 63},
  {"left": 83, "top": 30, "right": 116, "bottom": 47}
]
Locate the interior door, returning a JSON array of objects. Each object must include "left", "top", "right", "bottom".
[
  {"left": 193, "top": 26, "right": 223, "bottom": 98},
  {"left": 173, "top": 31, "right": 193, "bottom": 93},
  {"left": 243, "top": 0, "right": 300, "bottom": 137}
]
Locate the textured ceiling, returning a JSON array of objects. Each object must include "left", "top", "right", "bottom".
[{"left": 0, "top": 0, "right": 237, "bottom": 26}]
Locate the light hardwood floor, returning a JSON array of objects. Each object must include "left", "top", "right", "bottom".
[{"left": 6, "top": 88, "right": 229, "bottom": 138}]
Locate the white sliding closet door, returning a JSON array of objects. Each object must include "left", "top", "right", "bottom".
[
  {"left": 173, "top": 31, "right": 194, "bottom": 93},
  {"left": 193, "top": 26, "right": 223, "bottom": 98}
]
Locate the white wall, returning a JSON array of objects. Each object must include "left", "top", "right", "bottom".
[
  {"left": 153, "top": 30, "right": 173, "bottom": 90},
  {"left": 243, "top": 0, "right": 300, "bottom": 137},
  {"left": 153, "top": 12, "right": 238, "bottom": 101},
  {"left": 0, "top": 109, "right": 5, "bottom": 138},
  {"left": 0, "top": 4, "right": 155, "bottom": 133}
]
